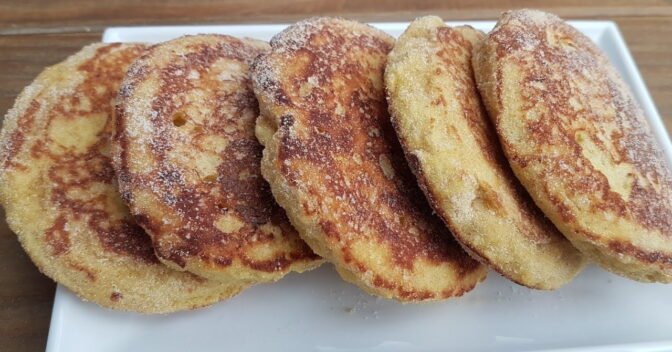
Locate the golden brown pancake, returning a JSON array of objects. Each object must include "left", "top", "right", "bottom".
[
  {"left": 252, "top": 17, "right": 487, "bottom": 301},
  {"left": 473, "top": 9, "right": 672, "bottom": 282},
  {"left": 385, "top": 16, "right": 585, "bottom": 289},
  {"left": 0, "top": 43, "right": 243, "bottom": 313},
  {"left": 113, "top": 35, "right": 321, "bottom": 284}
]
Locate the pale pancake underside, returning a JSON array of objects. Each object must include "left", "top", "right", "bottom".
[{"left": 385, "top": 16, "right": 585, "bottom": 289}]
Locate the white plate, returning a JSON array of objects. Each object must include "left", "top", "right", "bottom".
[{"left": 46, "top": 21, "right": 672, "bottom": 352}]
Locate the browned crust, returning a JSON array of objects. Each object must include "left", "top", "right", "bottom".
[
  {"left": 113, "top": 35, "right": 320, "bottom": 283},
  {"left": 252, "top": 17, "right": 486, "bottom": 301},
  {"left": 473, "top": 9, "right": 672, "bottom": 282},
  {"left": 2, "top": 43, "right": 157, "bottom": 264}
]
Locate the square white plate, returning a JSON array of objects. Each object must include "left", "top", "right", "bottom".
[{"left": 46, "top": 21, "right": 672, "bottom": 352}]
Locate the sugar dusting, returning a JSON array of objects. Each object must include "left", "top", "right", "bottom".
[{"left": 478, "top": 9, "right": 672, "bottom": 278}]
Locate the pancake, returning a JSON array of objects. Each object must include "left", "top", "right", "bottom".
[
  {"left": 113, "top": 35, "right": 321, "bottom": 284},
  {"left": 252, "top": 17, "right": 487, "bottom": 301},
  {"left": 385, "top": 16, "right": 585, "bottom": 289},
  {"left": 0, "top": 43, "right": 243, "bottom": 313},
  {"left": 473, "top": 9, "right": 672, "bottom": 282}
]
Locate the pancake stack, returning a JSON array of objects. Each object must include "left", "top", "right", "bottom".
[
  {"left": 0, "top": 38, "right": 322, "bottom": 313},
  {"left": 2, "top": 9, "right": 671, "bottom": 313}
]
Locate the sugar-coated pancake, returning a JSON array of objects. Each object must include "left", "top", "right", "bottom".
[
  {"left": 0, "top": 43, "right": 244, "bottom": 313},
  {"left": 473, "top": 9, "right": 672, "bottom": 282},
  {"left": 252, "top": 17, "right": 487, "bottom": 301},
  {"left": 385, "top": 16, "right": 584, "bottom": 289},
  {"left": 113, "top": 35, "right": 321, "bottom": 284}
]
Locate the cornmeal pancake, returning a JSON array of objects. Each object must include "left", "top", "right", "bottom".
[
  {"left": 0, "top": 43, "right": 244, "bottom": 313},
  {"left": 113, "top": 35, "right": 320, "bottom": 284},
  {"left": 252, "top": 17, "right": 486, "bottom": 301},
  {"left": 385, "top": 16, "right": 585, "bottom": 289},
  {"left": 473, "top": 9, "right": 672, "bottom": 282}
]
